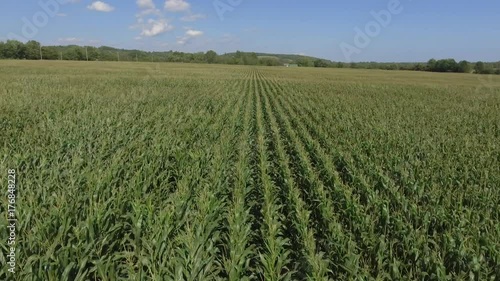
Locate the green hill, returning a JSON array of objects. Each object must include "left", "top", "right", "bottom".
[{"left": 220, "top": 51, "right": 332, "bottom": 66}]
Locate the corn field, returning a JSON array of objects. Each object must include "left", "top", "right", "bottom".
[{"left": 0, "top": 61, "right": 499, "bottom": 280}]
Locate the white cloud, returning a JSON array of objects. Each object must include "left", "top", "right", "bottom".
[
  {"left": 137, "top": 0, "right": 155, "bottom": 9},
  {"left": 181, "top": 13, "right": 205, "bottom": 22},
  {"left": 133, "top": 0, "right": 200, "bottom": 40},
  {"left": 87, "top": 1, "right": 115, "bottom": 12},
  {"left": 165, "top": 0, "right": 190, "bottom": 12},
  {"left": 186, "top": 29, "right": 203, "bottom": 37},
  {"left": 56, "top": 13, "right": 67, "bottom": 17},
  {"left": 141, "top": 19, "right": 174, "bottom": 37},
  {"left": 133, "top": 0, "right": 172, "bottom": 38},
  {"left": 177, "top": 29, "right": 203, "bottom": 45}
]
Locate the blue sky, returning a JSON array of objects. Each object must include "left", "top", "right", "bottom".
[{"left": 1, "top": 0, "right": 499, "bottom": 62}]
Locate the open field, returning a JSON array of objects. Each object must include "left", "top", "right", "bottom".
[{"left": 0, "top": 60, "right": 499, "bottom": 280}]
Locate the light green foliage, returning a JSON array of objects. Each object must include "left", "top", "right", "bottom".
[{"left": 0, "top": 61, "right": 499, "bottom": 280}]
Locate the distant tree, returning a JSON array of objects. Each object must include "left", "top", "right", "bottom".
[
  {"left": 385, "top": 64, "right": 399, "bottom": 70},
  {"left": 25, "top": 40, "right": 42, "bottom": 60},
  {"left": 314, "top": 59, "right": 328, "bottom": 67},
  {"left": 297, "top": 57, "right": 313, "bottom": 67},
  {"left": 226, "top": 56, "right": 239, "bottom": 65},
  {"left": 367, "top": 62, "right": 378, "bottom": 69},
  {"left": 205, "top": 50, "right": 217, "bottom": 64},
  {"left": 399, "top": 63, "right": 418, "bottom": 71},
  {"left": 190, "top": 52, "right": 205, "bottom": 63},
  {"left": 446, "top": 59, "right": 458, "bottom": 72},
  {"left": 234, "top": 51, "right": 244, "bottom": 64},
  {"left": 427, "top": 58, "right": 437, "bottom": 71},
  {"left": 427, "top": 59, "right": 458, "bottom": 72},
  {"left": 242, "top": 53, "right": 251, "bottom": 65},
  {"left": 476, "top": 62, "right": 496, "bottom": 74},
  {"left": 42, "top": 46, "right": 59, "bottom": 60},
  {"left": 435, "top": 59, "right": 458, "bottom": 72},
  {"left": 259, "top": 57, "right": 280, "bottom": 66},
  {"left": 0, "top": 41, "right": 4, "bottom": 59},
  {"left": 481, "top": 68, "right": 495, "bottom": 75},
  {"left": 97, "top": 48, "right": 116, "bottom": 61},
  {"left": 86, "top": 47, "right": 100, "bottom": 61},
  {"left": 474, "top": 61, "right": 485, "bottom": 74},
  {"left": 413, "top": 63, "right": 425, "bottom": 71},
  {"left": 3, "top": 40, "right": 26, "bottom": 59},
  {"left": 168, "top": 51, "right": 182, "bottom": 62},
  {"left": 182, "top": 53, "right": 191, "bottom": 62},
  {"left": 244, "top": 52, "right": 259, "bottom": 65},
  {"left": 457, "top": 60, "right": 471, "bottom": 73},
  {"left": 336, "top": 62, "right": 345, "bottom": 68},
  {"left": 65, "top": 45, "right": 85, "bottom": 60}
]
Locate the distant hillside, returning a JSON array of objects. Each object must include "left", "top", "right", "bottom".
[
  {"left": 255, "top": 53, "right": 328, "bottom": 63},
  {"left": 222, "top": 52, "right": 331, "bottom": 65},
  {"left": 0, "top": 39, "right": 330, "bottom": 67}
]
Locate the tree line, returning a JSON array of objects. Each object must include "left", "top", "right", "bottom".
[
  {"left": 0, "top": 40, "right": 282, "bottom": 66},
  {"left": 1, "top": 40, "right": 499, "bottom": 75}
]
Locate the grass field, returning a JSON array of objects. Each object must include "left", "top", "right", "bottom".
[{"left": 0, "top": 60, "right": 499, "bottom": 280}]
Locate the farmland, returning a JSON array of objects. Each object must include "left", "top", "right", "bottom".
[{"left": 0, "top": 60, "right": 499, "bottom": 280}]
